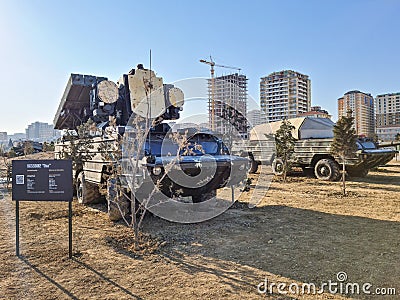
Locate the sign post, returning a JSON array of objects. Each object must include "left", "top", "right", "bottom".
[
  {"left": 16, "top": 200, "right": 19, "bottom": 256},
  {"left": 12, "top": 160, "right": 73, "bottom": 258},
  {"left": 69, "top": 200, "right": 72, "bottom": 258}
]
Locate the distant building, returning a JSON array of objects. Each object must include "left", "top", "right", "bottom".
[
  {"left": 25, "top": 122, "right": 61, "bottom": 142},
  {"left": 0, "top": 132, "right": 7, "bottom": 141},
  {"left": 171, "top": 122, "right": 210, "bottom": 132},
  {"left": 338, "top": 90, "right": 375, "bottom": 137},
  {"left": 298, "top": 106, "right": 331, "bottom": 119},
  {"left": 8, "top": 133, "right": 26, "bottom": 141},
  {"left": 375, "top": 92, "right": 400, "bottom": 141},
  {"left": 247, "top": 109, "right": 267, "bottom": 128},
  {"left": 208, "top": 73, "right": 248, "bottom": 138},
  {"left": 260, "top": 70, "right": 311, "bottom": 122}
]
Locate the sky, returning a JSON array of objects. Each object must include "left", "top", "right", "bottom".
[{"left": 0, "top": 0, "right": 399, "bottom": 134}]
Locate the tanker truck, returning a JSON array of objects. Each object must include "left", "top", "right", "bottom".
[{"left": 54, "top": 65, "right": 249, "bottom": 220}]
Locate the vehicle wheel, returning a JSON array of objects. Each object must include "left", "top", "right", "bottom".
[
  {"left": 107, "top": 178, "right": 130, "bottom": 221},
  {"left": 347, "top": 169, "right": 369, "bottom": 178},
  {"left": 314, "top": 158, "right": 340, "bottom": 181},
  {"left": 241, "top": 152, "right": 258, "bottom": 174},
  {"left": 249, "top": 158, "right": 259, "bottom": 174},
  {"left": 272, "top": 158, "right": 284, "bottom": 176},
  {"left": 76, "top": 172, "right": 102, "bottom": 204},
  {"left": 192, "top": 190, "right": 217, "bottom": 203}
]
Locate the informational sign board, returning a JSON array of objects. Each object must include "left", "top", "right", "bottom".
[
  {"left": 11, "top": 159, "right": 73, "bottom": 258},
  {"left": 12, "top": 160, "right": 73, "bottom": 201}
]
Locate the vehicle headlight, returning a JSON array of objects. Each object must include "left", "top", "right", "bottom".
[{"left": 152, "top": 166, "right": 162, "bottom": 176}]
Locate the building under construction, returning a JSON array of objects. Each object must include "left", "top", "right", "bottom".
[{"left": 207, "top": 73, "right": 248, "bottom": 138}]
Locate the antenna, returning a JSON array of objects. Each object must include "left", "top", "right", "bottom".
[
  {"left": 148, "top": 49, "right": 152, "bottom": 155},
  {"left": 149, "top": 49, "right": 152, "bottom": 124}
]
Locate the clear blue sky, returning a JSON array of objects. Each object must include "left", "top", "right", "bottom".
[{"left": 1, "top": 0, "right": 399, "bottom": 134}]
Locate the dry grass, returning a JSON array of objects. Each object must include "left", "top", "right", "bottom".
[{"left": 0, "top": 153, "right": 399, "bottom": 299}]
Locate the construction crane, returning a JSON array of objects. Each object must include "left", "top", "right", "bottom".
[{"left": 199, "top": 57, "right": 241, "bottom": 131}]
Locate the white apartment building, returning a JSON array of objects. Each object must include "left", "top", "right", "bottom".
[
  {"left": 26, "top": 122, "right": 61, "bottom": 142},
  {"left": 375, "top": 92, "right": 400, "bottom": 141},
  {"left": 260, "top": 70, "right": 311, "bottom": 122}
]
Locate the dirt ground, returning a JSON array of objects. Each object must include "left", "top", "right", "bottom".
[{"left": 0, "top": 153, "right": 399, "bottom": 299}]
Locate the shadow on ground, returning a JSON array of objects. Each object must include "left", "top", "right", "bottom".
[
  {"left": 142, "top": 204, "right": 400, "bottom": 296},
  {"left": 20, "top": 256, "right": 79, "bottom": 300}
]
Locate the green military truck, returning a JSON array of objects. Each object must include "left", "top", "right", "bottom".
[{"left": 238, "top": 117, "right": 397, "bottom": 181}]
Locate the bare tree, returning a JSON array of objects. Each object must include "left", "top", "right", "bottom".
[
  {"left": 102, "top": 115, "right": 192, "bottom": 250},
  {"left": 43, "top": 141, "right": 55, "bottom": 152},
  {"left": 23, "top": 141, "right": 34, "bottom": 156},
  {"left": 0, "top": 144, "right": 12, "bottom": 189},
  {"left": 58, "top": 120, "right": 96, "bottom": 179},
  {"left": 7, "top": 148, "right": 17, "bottom": 158}
]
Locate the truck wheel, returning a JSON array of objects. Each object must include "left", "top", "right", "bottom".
[
  {"left": 347, "top": 169, "right": 369, "bottom": 178},
  {"left": 241, "top": 152, "right": 258, "bottom": 174},
  {"left": 76, "top": 172, "right": 101, "bottom": 204},
  {"left": 249, "top": 158, "right": 259, "bottom": 174},
  {"left": 272, "top": 158, "right": 284, "bottom": 176},
  {"left": 107, "top": 178, "right": 130, "bottom": 221},
  {"left": 314, "top": 159, "right": 340, "bottom": 181},
  {"left": 192, "top": 190, "right": 217, "bottom": 203}
]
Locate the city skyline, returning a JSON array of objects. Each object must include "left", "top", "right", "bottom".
[
  {"left": 2, "top": 75, "right": 399, "bottom": 138},
  {"left": 1, "top": 0, "right": 400, "bottom": 134},
  {"left": 0, "top": 121, "right": 61, "bottom": 143}
]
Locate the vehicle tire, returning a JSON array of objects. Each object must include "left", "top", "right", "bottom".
[
  {"left": 272, "top": 158, "right": 284, "bottom": 176},
  {"left": 314, "top": 158, "right": 340, "bottom": 181},
  {"left": 76, "top": 171, "right": 102, "bottom": 204},
  {"left": 241, "top": 152, "right": 258, "bottom": 174},
  {"left": 107, "top": 178, "right": 130, "bottom": 221},
  {"left": 249, "top": 158, "right": 259, "bottom": 174},
  {"left": 192, "top": 190, "right": 217, "bottom": 203},
  {"left": 347, "top": 169, "right": 369, "bottom": 178}
]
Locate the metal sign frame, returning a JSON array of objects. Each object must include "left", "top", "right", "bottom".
[{"left": 12, "top": 160, "right": 73, "bottom": 258}]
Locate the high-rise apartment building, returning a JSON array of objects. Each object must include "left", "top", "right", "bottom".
[
  {"left": 26, "top": 121, "right": 61, "bottom": 142},
  {"left": 375, "top": 92, "right": 400, "bottom": 141},
  {"left": 337, "top": 90, "right": 375, "bottom": 137},
  {"left": 260, "top": 70, "right": 311, "bottom": 122},
  {"left": 208, "top": 73, "right": 248, "bottom": 137}
]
